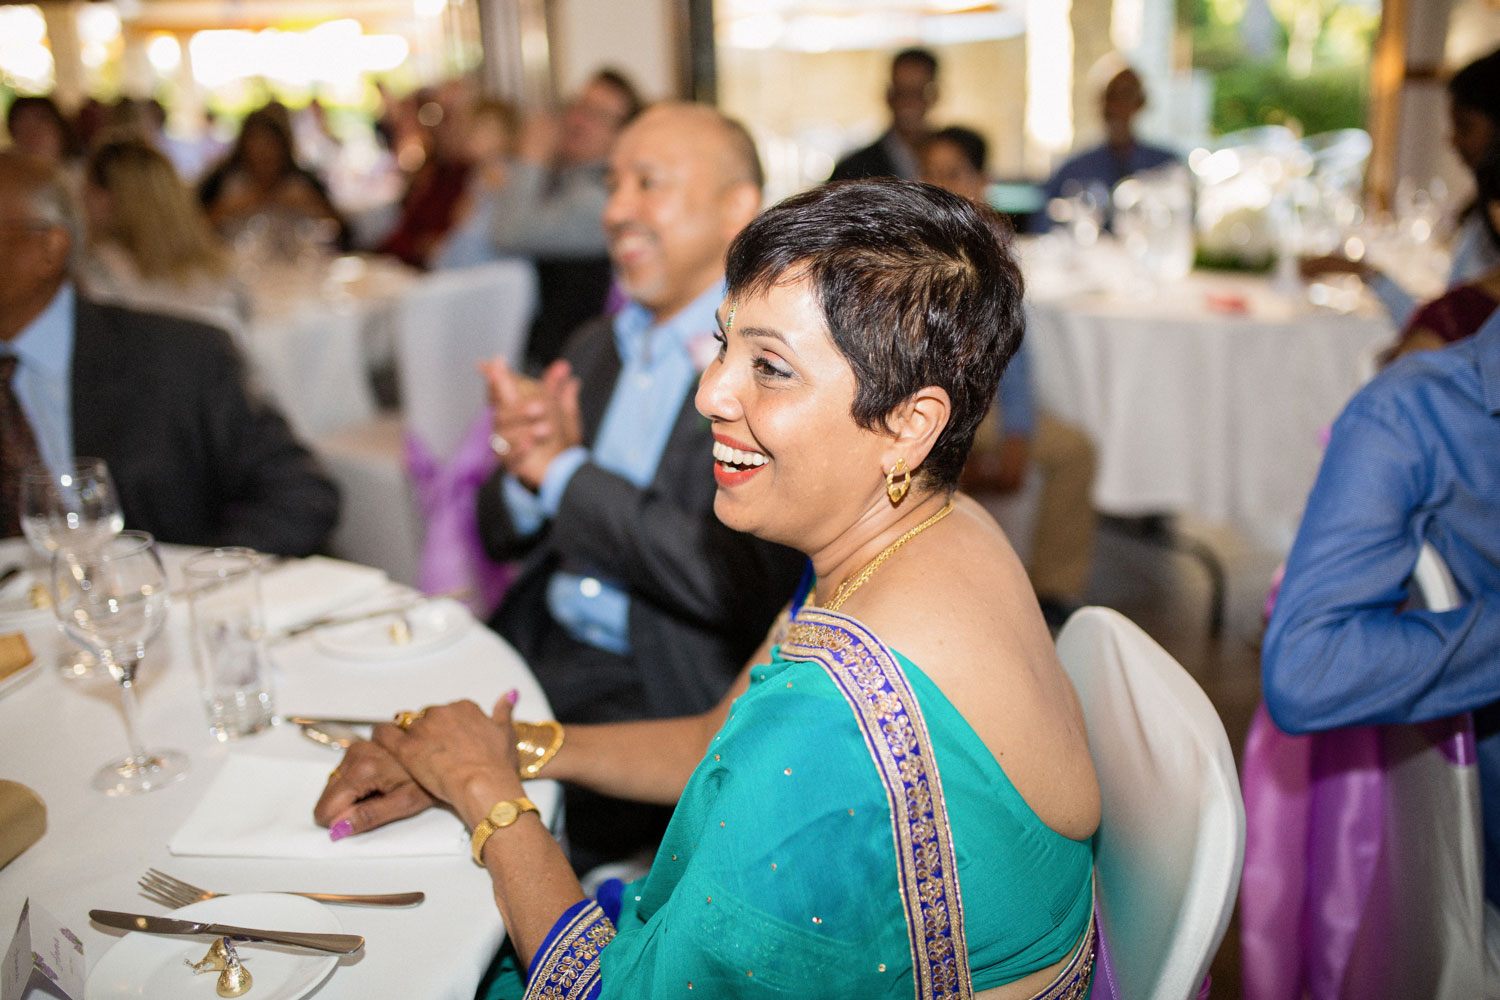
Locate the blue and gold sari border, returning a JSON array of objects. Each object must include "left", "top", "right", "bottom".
[
  {"left": 1027, "top": 913, "right": 1096, "bottom": 1000},
  {"left": 782, "top": 607, "right": 973, "bottom": 1000},
  {"left": 524, "top": 900, "right": 617, "bottom": 1000}
]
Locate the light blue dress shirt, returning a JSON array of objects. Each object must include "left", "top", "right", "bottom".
[
  {"left": 502, "top": 280, "right": 725, "bottom": 655},
  {"left": 5, "top": 284, "right": 75, "bottom": 476},
  {"left": 1263, "top": 309, "right": 1500, "bottom": 902},
  {"left": 1032, "top": 140, "right": 1181, "bottom": 233}
]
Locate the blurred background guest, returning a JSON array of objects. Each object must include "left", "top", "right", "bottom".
[
  {"left": 1302, "top": 47, "right": 1500, "bottom": 327},
  {"left": 0, "top": 151, "right": 337, "bottom": 556},
  {"left": 1035, "top": 59, "right": 1180, "bottom": 232},
  {"left": 921, "top": 125, "right": 1100, "bottom": 628},
  {"left": 5, "top": 95, "right": 77, "bottom": 171},
  {"left": 76, "top": 137, "right": 245, "bottom": 336},
  {"left": 476, "top": 69, "right": 643, "bottom": 371},
  {"left": 1386, "top": 149, "right": 1500, "bottom": 363},
  {"left": 376, "top": 83, "right": 475, "bottom": 269},
  {"left": 828, "top": 47, "right": 937, "bottom": 182},
  {"left": 198, "top": 106, "right": 350, "bottom": 252},
  {"left": 432, "top": 96, "right": 519, "bottom": 269}
]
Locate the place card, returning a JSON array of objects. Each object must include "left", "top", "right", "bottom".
[{"left": 1, "top": 900, "right": 83, "bottom": 1000}]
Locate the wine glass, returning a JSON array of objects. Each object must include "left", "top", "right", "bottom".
[
  {"left": 20, "top": 458, "right": 125, "bottom": 680},
  {"left": 51, "top": 530, "right": 189, "bottom": 795}
]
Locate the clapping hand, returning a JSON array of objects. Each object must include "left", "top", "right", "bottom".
[{"left": 480, "top": 357, "right": 582, "bottom": 492}]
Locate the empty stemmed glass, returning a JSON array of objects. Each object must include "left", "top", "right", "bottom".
[
  {"left": 20, "top": 458, "right": 124, "bottom": 680},
  {"left": 50, "top": 530, "right": 188, "bottom": 795}
]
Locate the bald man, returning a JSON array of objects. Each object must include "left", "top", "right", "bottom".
[
  {"left": 1035, "top": 66, "right": 1180, "bottom": 231},
  {"left": 475, "top": 104, "right": 805, "bottom": 873}
]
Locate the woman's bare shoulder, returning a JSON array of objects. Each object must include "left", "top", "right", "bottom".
[{"left": 850, "top": 496, "right": 1100, "bottom": 840}]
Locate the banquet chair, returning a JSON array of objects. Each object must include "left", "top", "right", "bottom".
[
  {"left": 313, "top": 261, "right": 537, "bottom": 592},
  {"left": 1240, "top": 543, "right": 1481, "bottom": 1000},
  {"left": 1053, "top": 606, "right": 1245, "bottom": 1000}
]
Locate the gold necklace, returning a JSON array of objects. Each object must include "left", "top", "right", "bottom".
[{"left": 824, "top": 500, "right": 955, "bottom": 611}]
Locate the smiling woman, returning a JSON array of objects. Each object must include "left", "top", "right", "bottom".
[{"left": 316, "top": 177, "right": 1099, "bottom": 1000}]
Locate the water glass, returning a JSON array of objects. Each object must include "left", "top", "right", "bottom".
[
  {"left": 20, "top": 458, "right": 124, "bottom": 680},
  {"left": 185, "top": 548, "right": 276, "bottom": 741}
]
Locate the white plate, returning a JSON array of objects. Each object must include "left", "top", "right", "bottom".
[
  {"left": 0, "top": 569, "right": 53, "bottom": 631},
  {"left": 86, "top": 893, "right": 341, "bottom": 1000},
  {"left": 312, "top": 598, "right": 472, "bottom": 661}
]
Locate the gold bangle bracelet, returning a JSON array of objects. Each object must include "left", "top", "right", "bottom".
[{"left": 514, "top": 720, "right": 565, "bottom": 780}]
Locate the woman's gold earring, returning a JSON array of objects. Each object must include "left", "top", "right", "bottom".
[{"left": 886, "top": 458, "right": 911, "bottom": 505}]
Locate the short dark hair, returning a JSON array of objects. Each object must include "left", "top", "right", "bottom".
[
  {"left": 5, "top": 95, "right": 75, "bottom": 155},
  {"left": 593, "top": 68, "right": 646, "bottom": 124},
  {"left": 1449, "top": 47, "right": 1500, "bottom": 126},
  {"left": 724, "top": 179, "right": 1023, "bottom": 491},
  {"left": 892, "top": 48, "right": 939, "bottom": 79},
  {"left": 928, "top": 126, "right": 987, "bottom": 174}
]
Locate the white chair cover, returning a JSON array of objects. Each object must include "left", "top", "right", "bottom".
[
  {"left": 395, "top": 260, "right": 537, "bottom": 461},
  {"left": 246, "top": 305, "right": 377, "bottom": 439},
  {"left": 310, "top": 261, "right": 537, "bottom": 592},
  {"left": 1055, "top": 606, "right": 1245, "bottom": 1000}
]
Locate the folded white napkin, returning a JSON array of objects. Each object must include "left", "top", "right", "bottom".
[
  {"left": 169, "top": 755, "right": 468, "bottom": 859},
  {"left": 259, "top": 556, "right": 389, "bottom": 635}
]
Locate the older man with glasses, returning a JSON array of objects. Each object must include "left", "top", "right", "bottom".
[{"left": 0, "top": 151, "right": 337, "bottom": 555}]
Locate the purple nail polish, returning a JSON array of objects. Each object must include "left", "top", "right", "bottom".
[
  {"left": 505, "top": 688, "right": 519, "bottom": 705},
  {"left": 329, "top": 819, "right": 353, "bottom": 842}
]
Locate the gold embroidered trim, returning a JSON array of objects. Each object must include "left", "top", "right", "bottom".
[
  {"left": 1027, "top": 914, "right": 1096, "bottom": 1000},
  {"left": 782, "top": 608, "right": 972, "bottom": 1000},
  {"left": 524, "top": 901, "right": 617, "bottom": 1000}
]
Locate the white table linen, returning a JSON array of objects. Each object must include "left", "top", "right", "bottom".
[
  {"left": 0, "top": 541, "right": 558, "bottom": 1000},
  {"left": 1023, "top": 262, "right": 1393, "bottom": 552}
]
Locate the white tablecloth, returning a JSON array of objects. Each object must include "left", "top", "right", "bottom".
[
  {"left": 0, "top": 542, "right": 558, "bottom": 1000},
  {"left": 1024, "top": 266, "right": 1394, "bottom": 552}
]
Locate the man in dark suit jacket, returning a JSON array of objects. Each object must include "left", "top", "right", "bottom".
[
  {"left": 829, "top": 48, "right": 939, "bottom": 182},
  {"left": 0, "top": 152, "right": 337, "bottom": 556},
  {"left": 477, "top": 103, "right": 805, "bottom": 872}
]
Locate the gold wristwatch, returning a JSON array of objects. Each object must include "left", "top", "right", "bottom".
[{"left": 470, "top": 796, "right": 540, "bottom": 865}]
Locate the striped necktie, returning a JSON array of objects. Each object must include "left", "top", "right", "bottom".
[{"left": 0, "top": 354, "right": 44, "bottom": 537}]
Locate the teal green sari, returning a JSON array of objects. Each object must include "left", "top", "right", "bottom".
[{"left": 492, "top": 606, "right": 1095, "bottom": 999}]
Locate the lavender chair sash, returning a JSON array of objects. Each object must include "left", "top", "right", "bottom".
[
  {"left": 405, "top": 410, "right": 511, "bottom": 617},
  {"left": 1240, "top": 704, "right": 1480, "bottom": 1000}
]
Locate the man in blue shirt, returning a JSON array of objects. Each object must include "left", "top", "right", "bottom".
[
  {"left": 1034, "top": 65, "right": 1180, "bottom": 232},
  {"left": 1263, "top": 310, "right": 1500, "bottom": 905},
  {"left": 475, "top": 103, "right": 806, "bottom": 873}
]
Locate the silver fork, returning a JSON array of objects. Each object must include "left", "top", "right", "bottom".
[{"left": 139, "top": 868, "right": 424, "bottom": 908}]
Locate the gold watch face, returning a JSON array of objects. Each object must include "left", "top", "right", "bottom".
[{"left": 491, "top": 800, "right": 520, "bottom": 827}]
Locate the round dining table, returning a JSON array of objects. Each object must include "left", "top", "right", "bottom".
[
  {"left": 0, "top": 540, "right": 558, "bottom": 1000},
  {"left": 1020, "top": 241, "right": 1395, "bottom": 554}
]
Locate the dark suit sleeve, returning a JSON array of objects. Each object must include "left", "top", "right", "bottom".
[
  {"left": 547, "top": 455, "right": 801, "bottom": 635},
  {"left": 193, "top": 334, "right": 340, "bottom": 556},
  {"left": 475, "top": 467, "right": 543, "bottom": 562}
]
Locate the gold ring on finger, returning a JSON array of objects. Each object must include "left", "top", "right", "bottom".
[{"left": 394, "top": 709, "right": 425, "bottom": 731}]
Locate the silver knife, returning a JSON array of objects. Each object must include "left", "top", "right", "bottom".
[{"left": 90, "top": 909, "right": 364, "bottom": 953}]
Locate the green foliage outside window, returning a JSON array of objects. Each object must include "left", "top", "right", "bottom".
[{"left": 1180, "top": 0, "right": 1378, "bottom": 137}]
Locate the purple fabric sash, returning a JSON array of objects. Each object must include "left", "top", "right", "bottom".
[
  {"left": 404, "top": 409, "right": 512, "bottom": 618},
  {"left": 1239, "top": 704, "right": 1477, "bottom": 1000}
]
